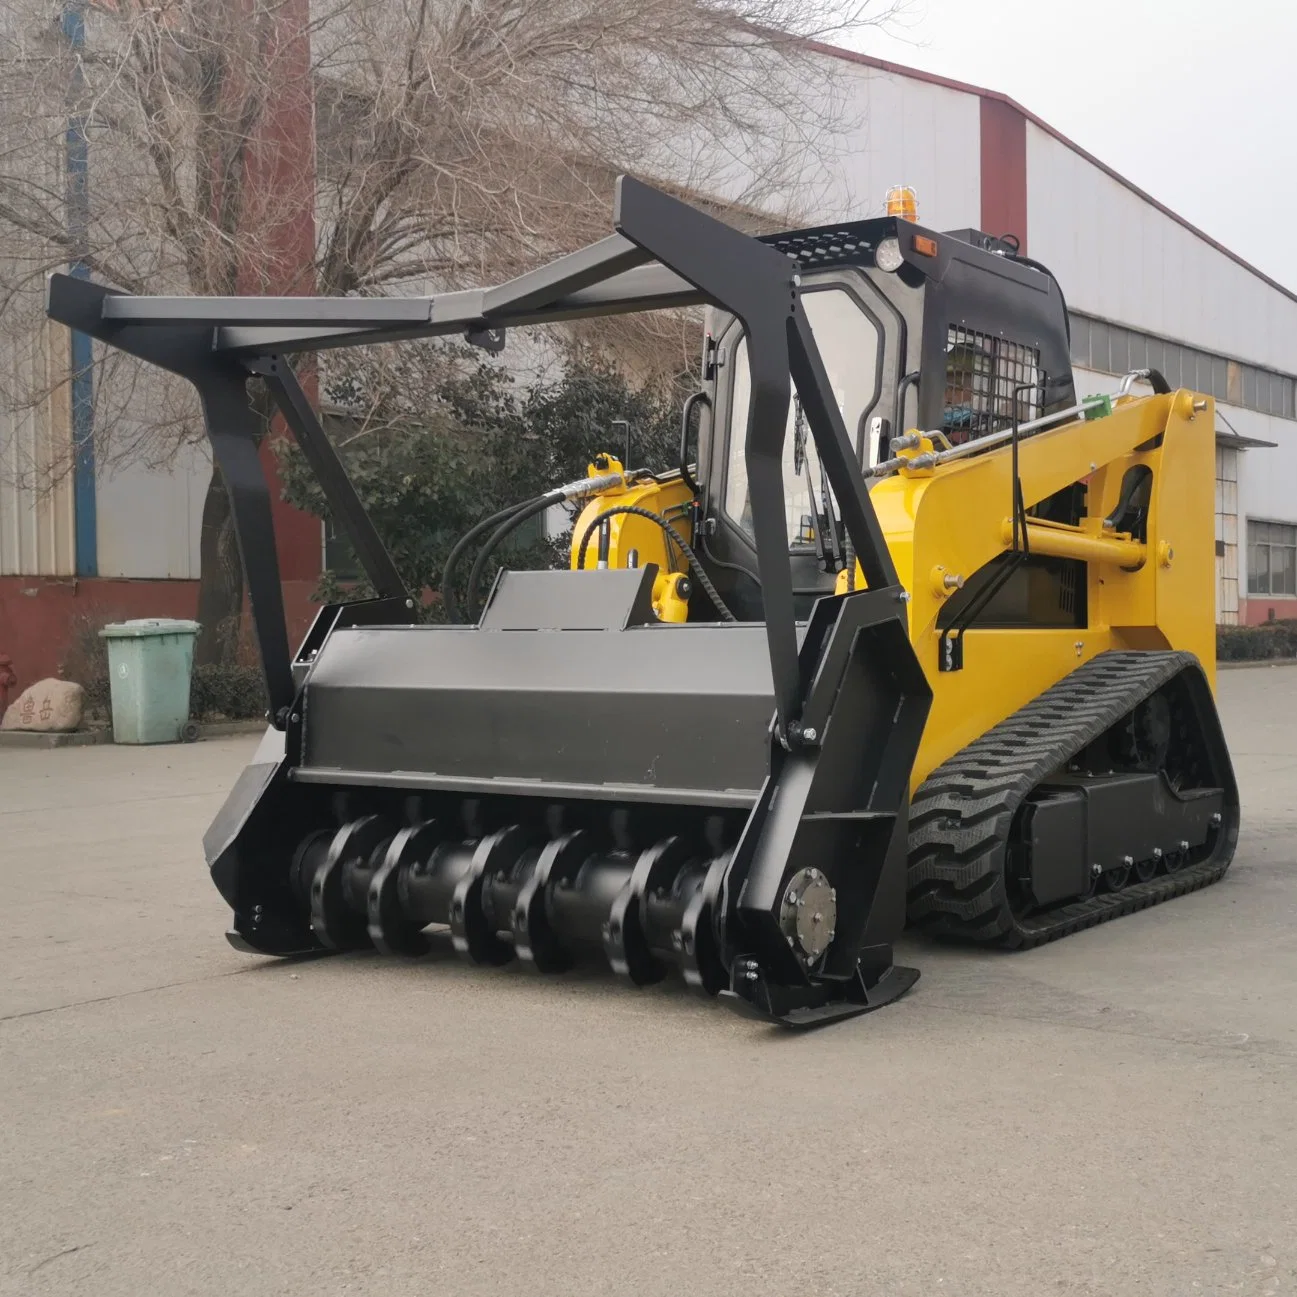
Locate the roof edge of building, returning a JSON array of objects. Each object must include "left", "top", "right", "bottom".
[{"left": 807, "top": 40, "right": 1297, "bottom": 309}]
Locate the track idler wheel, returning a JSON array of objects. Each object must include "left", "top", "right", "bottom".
[{"left": 1111, "top": 691, "right": 1172, "bottom": 771}]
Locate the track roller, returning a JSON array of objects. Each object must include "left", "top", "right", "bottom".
[{"left": 908, "top": 651, "right": 1240, "bottom": 949}]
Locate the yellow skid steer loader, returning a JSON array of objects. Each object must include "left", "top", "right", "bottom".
[{"left": 47, "top": 177, "right": 1237, "bottom": 1027}]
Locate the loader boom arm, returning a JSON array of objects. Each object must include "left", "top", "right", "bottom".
[{"left": 868, "top": 385, "right": 1219, "bottom": 788}]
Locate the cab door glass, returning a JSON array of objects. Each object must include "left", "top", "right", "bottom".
[{"left": 723, "top": 288, "right": 881, "bottom": 545}]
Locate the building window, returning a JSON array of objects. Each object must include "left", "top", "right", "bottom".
[
  {"left": 1070, "top": 313, "right": 1296, "bottom": 423},
  {"left": 1216, "top": 447, "right": 1239, "bottom": 625},
  {"left": 1247, "top": 519, "right": 1297, "bottom": 596}
]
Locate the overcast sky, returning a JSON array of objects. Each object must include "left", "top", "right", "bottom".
[{"left": 841, "top": 0, "right": 1297, "bottom": 292}]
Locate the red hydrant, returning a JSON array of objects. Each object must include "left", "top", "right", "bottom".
[{"left": 0, "top": 654, "right": 16, "bottom": 722}]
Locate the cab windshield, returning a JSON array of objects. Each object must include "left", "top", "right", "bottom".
[{"left": 723, "top": 287, "right": 881, "bottom": 547}]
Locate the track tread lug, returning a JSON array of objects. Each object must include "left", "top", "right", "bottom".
[{"left": 905, "top": 651, "right": 1237, "bottom": 949}]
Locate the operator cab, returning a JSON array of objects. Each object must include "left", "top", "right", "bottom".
[{"left": 693, "top": 187, "right": 1077, "bottom": 620}]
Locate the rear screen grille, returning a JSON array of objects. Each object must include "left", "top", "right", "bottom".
[{"left": 944, "top": 325, "right": 1041, "bottom": 443}]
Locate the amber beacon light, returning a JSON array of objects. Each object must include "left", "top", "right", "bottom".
[{"left": 884, "top": 184, "right": 919, "bottom": 221}]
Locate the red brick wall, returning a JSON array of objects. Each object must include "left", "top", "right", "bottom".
[
  {"left": 0, "top": 576, "right": 320, "bottom": 694},
  {"left": 980, "top": 98, "right": 1028, "bottom": 254},
  {"left": 1241, "top": 597, "right": 1297, "bottom": 626}
]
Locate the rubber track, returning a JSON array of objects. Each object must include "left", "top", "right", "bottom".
[{"left": 906, "top": 651, "right": 1233, "bottom": 949}]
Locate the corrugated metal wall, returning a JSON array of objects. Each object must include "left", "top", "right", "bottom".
[
  {"left": 95, "top": 441, "right": 209, "bottom": 579},
  {"left": 820, "top": 59, "right": 982, "bottom": 232},
  {"left": 0, "top": 309, "right": 75, "bottom": 577},
  {"left": 1026, "top": 124, "right": 1297, "bottom": 375},
  {"left": 0, "top": 304, "right": 211, "bottom": 581}
]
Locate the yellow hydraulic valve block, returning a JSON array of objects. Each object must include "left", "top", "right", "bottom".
[{"left": 570, "top": 455, "right": 698, "bottom": 622}]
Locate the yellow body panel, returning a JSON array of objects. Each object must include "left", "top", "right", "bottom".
[
  {"left": 867, "top": 389, "right": 1217, "bottom": 791},
  {"left": 569, "top": 463, "right": 696, "bottom": 623},
  {"left": 569, "top": 393, "right": 1215, "bottom": 797}
]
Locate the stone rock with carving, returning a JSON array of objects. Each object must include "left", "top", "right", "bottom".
[{"left": 0, "top": 678, "right": 85, "bottom": 732}]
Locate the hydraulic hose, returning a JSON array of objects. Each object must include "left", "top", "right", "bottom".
[
  {"left": 465, "top": 493, "right": 564, "bottom": 623},
  {"left": 442, "top": 493, "right": 559, "bottom": 624},
  {"left": 443, "top": 468, "right": 631, "bottom": 623},
  {"left": 575, "top": 505, "right": 737, "bottom": 623}
]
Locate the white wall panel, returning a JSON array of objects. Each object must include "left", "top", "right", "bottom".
[
  {"left": 0, "top": 313, "right": 75, "bottom": 577},
  {"left": 646, "top": 52, "right": 983, "bottom": 234},
  {"left": 1235, "top": 418, "right": 1296, "bottom": 527},
  {"left": 95, "top": 442, "right": 208, "bottom": 579},
  {"left": 812, "top": 57, "right": 982, "bottom": 232},
  {"left": 1028, "top": 124, "right": 1297, "bottom": 374}
]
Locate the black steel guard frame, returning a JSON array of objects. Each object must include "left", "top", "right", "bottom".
[{"left": 45, "top": 176, "right": 902, "bottom": 746}]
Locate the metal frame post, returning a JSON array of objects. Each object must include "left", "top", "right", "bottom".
[
  {"left": 62, "top": 0, "right": 96, "bottom": 576},
  {"left": 47, "top": 176, "right": 909, "bottom": 744},
  {"left": 249, "top": 356, "right": 410, "bottom": 603},
  {"left": 195, "top": 373, "right": 296, "bottom": 716}
]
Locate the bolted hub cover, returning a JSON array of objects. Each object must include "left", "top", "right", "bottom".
[{"left": 779, "top": 867, "right": 838, "bottom": 962}]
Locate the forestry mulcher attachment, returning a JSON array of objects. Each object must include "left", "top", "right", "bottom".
[{"left": 48, "top": 177, "right": 1239, "bottom": 1027}]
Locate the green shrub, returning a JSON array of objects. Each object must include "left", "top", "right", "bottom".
[
  {"left": 278, "top": 344, "right": 684, "bottom": 613},
  {"left": 189, "top": 664, "right": 268, "bottom": 719},
  {"left": 81, "top": 674, "right": 111, "bottom": 719},
  {"left": 77, "top": 663, "right": 267, "bottom": 722},
  {"left": 1217, "top": 620, "right": 1297, "bottom": 662}
]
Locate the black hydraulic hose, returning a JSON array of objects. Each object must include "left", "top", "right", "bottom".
[
  {"left": 575, "top": 505, "right": 737, "bottom": 623},
  {"left": 700, "top": 529, "right": 761, "bottom": 587},
  {"left": 464, "top": 493, "right": 563, "bottom": 623},
  {"left": 442, "top": 492, "right": 561, "bottom": 624}
]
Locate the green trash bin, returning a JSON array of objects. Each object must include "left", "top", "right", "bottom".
[{"left": 99, "top": 618, "right": 202, "bottom": 744}]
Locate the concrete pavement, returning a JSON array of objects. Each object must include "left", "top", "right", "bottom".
[{"left": 2, "top": 665, "right": 1295, "bottom": 1296}]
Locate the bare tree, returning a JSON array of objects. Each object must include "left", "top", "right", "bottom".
[{"left": 0, "top": 0, "right": 900, "bottom": 662}]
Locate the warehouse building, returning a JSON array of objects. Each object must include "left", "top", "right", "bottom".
[
  {"left": 1, "top": 44, "right": 1293, "bottom": 687},
  {"left": 801, "top": 45, "right": 1291, "bottom": 629}
]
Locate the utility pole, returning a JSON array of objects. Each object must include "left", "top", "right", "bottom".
[{"left": 62, "top": 0, "right": 96, "bottom": 576}]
